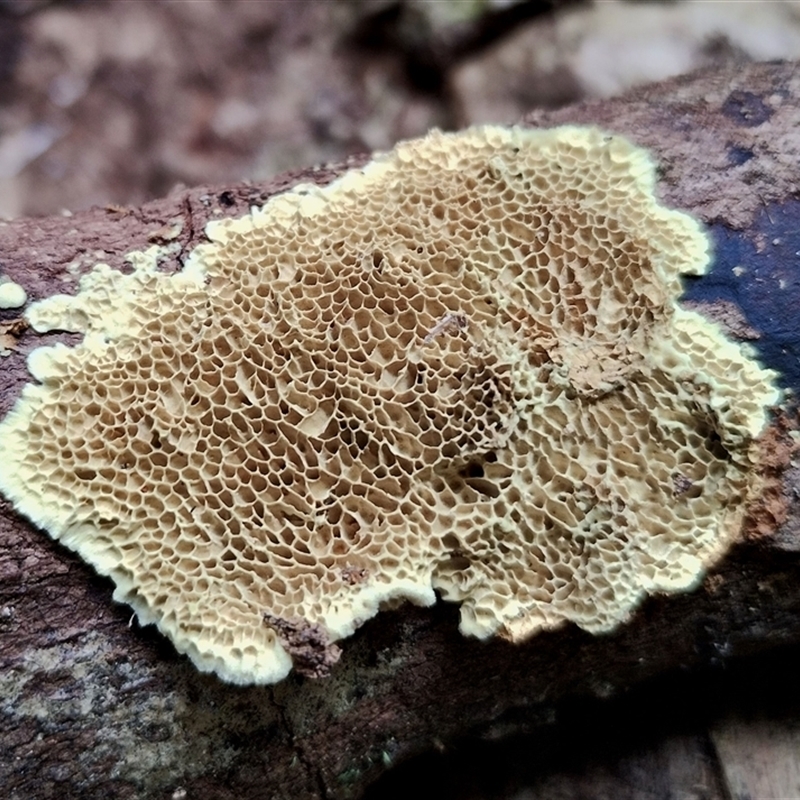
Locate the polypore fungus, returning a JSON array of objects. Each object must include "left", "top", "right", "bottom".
[
  {"left": 0, "top": 126, "right": 779, "bottom": 684},
  {"left": 0, "top": 279, "right": 27, "bottom": 309}
]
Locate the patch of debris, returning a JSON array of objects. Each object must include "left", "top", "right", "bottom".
[
  {"left": 743, "top": 410, "right": 799, "bottom": 543},
  {"left": 0, "top": 316, "right": 26, "bottom": 355},
  {"left": 264, "top": 613, "right": 342, "bottom": 679}
]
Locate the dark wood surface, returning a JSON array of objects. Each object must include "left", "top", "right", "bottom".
[{"left": 1, "top": 61, "right": 799, "bottom": 800}]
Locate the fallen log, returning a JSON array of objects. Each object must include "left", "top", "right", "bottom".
[{"left": 1, "top": 60, "right": 799, "bottom": 800}]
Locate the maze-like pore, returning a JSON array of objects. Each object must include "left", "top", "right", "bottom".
[{"left": 0, "top": 126, "right": 779, "bottom": 684}]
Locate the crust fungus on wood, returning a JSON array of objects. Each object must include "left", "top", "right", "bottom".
[
  {"left": 0, "top": 279, "right": 27, "bottom": 309},
  {"left": 0, "top": 125, "right": 780, "bottom": 685}
]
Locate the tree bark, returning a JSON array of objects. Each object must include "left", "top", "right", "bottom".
[{"left": 1, "top": 60, "right": 800, "bottom": 800}]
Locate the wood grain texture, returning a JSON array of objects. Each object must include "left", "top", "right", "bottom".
[
  {"left": 711, "top": 715, "right": 800, "bottom": 800},
  {"left": 1, "top": 61, "right": 799, "bottom": 800}
]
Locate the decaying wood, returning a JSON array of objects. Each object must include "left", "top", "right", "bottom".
[{"left": 1, "top": 61, "right": 800, "bottom": 800}]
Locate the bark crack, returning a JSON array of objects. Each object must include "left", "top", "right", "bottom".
[{"left": 269, "top": 686, "right": 332, "bottom": 800}]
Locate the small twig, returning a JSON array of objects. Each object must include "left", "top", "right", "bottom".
[
  {"left": 423, "top": 312, "right": 468, "bottom": 344},
  {"left": 351, "top": 0, "right": 588, "bottom": 94}
]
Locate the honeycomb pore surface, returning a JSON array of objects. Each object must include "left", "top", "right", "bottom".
[{"left": 0, "top": 125, "right": 779, "bottom": 684}]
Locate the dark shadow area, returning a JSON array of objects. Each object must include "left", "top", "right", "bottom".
[
  {"left": 681, "top": 199, "right": 800, "bottom": 394},
  {"left": 365, "top": 641, "right": 800, "bottom": 800}
]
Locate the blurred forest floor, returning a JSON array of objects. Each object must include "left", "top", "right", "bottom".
[{"left": 2, "top": 0, "right": 800, "bottom": 219}]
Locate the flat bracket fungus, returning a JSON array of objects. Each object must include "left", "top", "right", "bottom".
[{"left": 0, "top": 125, "right": 780, "bottom": 684}]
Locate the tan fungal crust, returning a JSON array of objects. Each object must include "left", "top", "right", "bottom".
[{"left": 0, "top": 125, "right": 780, "bottom": 684}]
